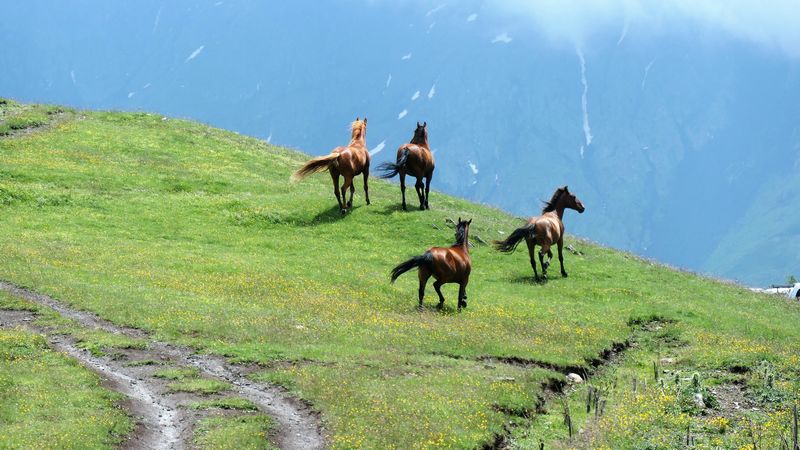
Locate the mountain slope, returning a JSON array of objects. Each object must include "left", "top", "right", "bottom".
[
  {"left": 1, "top": 101, "right": 799, "bottom": 448},
  {"left": 2, "top": 2, "right": 799, "bottom": 285}
]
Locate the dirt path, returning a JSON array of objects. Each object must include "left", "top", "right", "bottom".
[{"left": 0, "top": 281, "right": 326, "bottom": 450}]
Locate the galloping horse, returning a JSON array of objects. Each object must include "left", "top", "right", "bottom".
[
  {"left": 391, "top": 218, "right": 472, "bottom": 309},
  {"left": 291, "top": 118, "right": 370, "bottom": 214},
  {"left": 377, "top": 122, "right": 435, "bottom": 210},
  {"left": 493, "top": 186, "right": 585, "bottom": 280}
]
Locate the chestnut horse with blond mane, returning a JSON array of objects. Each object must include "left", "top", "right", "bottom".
[
  {"left": 493, "top": 186, "right": 585, "bottom": 280},
  {"left": 390, "top": 218, "right": 472, "bottom": 309},
  {"left": 377, "top": 121, "right": 435, "bottom": 210},
  {"left": 291, "top": 118, "right": 371, "bottom": 214}
]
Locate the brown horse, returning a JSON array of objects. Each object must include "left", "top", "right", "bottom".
[
  {"left": 377, "top": 121, "right": 435, "bottom": 210},
  {"left": 493, "top": 186, "right": 585, "bottom": 280},
  {"left": 391, "top": 218, "right": 472, "bottom": 309},
  {"left": 291, "top": 118, "right": 371, "bottom": 214}
]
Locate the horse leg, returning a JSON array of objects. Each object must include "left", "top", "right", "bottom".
[
  {"left": 539, "top": 244, "right": 551, "bottom": 279},
  {"left": 433, "top": 280, "right": 446, "bottom": 308},
  {"left": 415, "top": 178, "right": 425, "bottom": 210},
  {"left": 331, "top": 171, "right": 343, "bottom": 211},
  {"left": 400, "top": 172, "right": 407, "bottom": 210},
  {"left": 418, "top": 269, "right": 430, "bottom": 308},
  {"left": 557, "top": 237, "right": 568, "bottom": 277},
  {"left": 349, "top": 183, "right": 355, "bottom": 208},
  {"left": 362, "top": 169, "right": 370, "bottom": 205},
  {"left": 526, "top": 239, "right": 539, "bottom": 280},
  {"left": 458, "top": 282, "right": 467, "bottom": 309},
  {"left": 340, "top": 176, "right": 353, "bottom": 211},
  {"left": 424, "top": 174, "right": 432, "bottom": 210}
]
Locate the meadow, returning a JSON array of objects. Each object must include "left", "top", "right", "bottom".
[{"left": 1, "top": 99, "right": 799, "bottom": 448}]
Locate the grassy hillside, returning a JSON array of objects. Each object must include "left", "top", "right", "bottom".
[
  {"left": 1, "top": 99, "right": 799, "bottom": 448},
  {"left": 0, "top": 294, "right": 132, "bottom": 448}
]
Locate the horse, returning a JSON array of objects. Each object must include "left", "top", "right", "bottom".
[
  {"left": 377, "top": 121, "right": 435, "bottom": 210},
  {"left": 291, "top": 118, "right": 370, "bottom": 214},
  {"left": 493, "top": 186, "right": 585, "bottom": 280},
  {"left": 390, "top": 218, "right": 472, "bottom": 309}
]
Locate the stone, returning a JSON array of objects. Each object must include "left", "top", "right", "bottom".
[{"left": 566, "top": 373, "right": 584, "bottom": 384}]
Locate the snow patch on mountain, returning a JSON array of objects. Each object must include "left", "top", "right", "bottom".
[
  {"left": 185, "top": 45, "right": 205, "bottom": 63},
  {"left": 492, "top": 32, "right": 512, "bottom": 44},
  {"left": 577, "top": 47, "right": 593, "bottom": 147},
  {"left": 370, "top": 140, "right": 386, "bottom": 156},
  {"left": 642, "top": 59, "right": 656, "bottom": 90}
]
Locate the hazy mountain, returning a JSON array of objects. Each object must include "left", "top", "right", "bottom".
[{"left": 2, "top": 1, "right": 799, "bottom": 285}]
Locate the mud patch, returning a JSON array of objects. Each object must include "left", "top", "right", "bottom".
[{"left": 0, "top": 281, "right": 326, "bottom": 450}]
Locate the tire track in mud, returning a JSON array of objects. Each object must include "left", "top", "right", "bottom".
[{"left": 0, "top": 281, "right": 326, "bottom": 450}]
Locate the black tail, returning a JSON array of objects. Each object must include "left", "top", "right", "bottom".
[
  {"left": 390, "top": 251, "right": 433, "bottom": 283},
  {"left": 376, "top": 148, "right": 410, "bottom": 179},
  {"left": 493, "top": 224, "right": 536, "bottom": 253}
]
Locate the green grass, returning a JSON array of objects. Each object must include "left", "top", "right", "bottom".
[
  {"left": 153, "top": 366, "right": 201, "bottom": 380},
  {"left": 1, "top": 101, "right": 799, "bottom": 448},
  {"left": 168, "top": 379, "right": 231, "bottom": 395},
  {"left": 0, "top": 327, "right": 132, "bottom": 448},
  {"left": 189, "top": 397, "right": 260, "bottom": 411},
  {"left": 0, "top": 291, "right": 149, "bottom": 357},
  {"left": 194, "top": 415, "right": 276, "bottom": 450}
]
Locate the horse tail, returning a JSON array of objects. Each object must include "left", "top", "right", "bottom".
[
  {"left": 376, "top": 148, "right": 410, "bottom": 179},
  {"left": 390, "top": 251, "right": 433, "bottom": 283},
  {"left": 291, "top": 152, "right": 340, "bottom": 181},
  {"left": 493, "top": 224, "right": 536, "bottom": 253}
]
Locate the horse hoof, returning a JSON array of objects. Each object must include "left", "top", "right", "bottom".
[
  {"left": 340, "top": 209, "right": 347, "bottom": 215},
  {"left": 402, "top": 204, "right": 407, "bottom": 211},
  {"left": 561, "top": 271, "right": 568, "bottom": 277},
  {"left": 459, "top": 301, "right": 467, "bottom": 309}
]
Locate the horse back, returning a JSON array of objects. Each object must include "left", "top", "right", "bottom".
[
  {"left": 528, "top": 213, "right": 563, "bottom": 245},
  {"left": 336, "top": 145, "right": 370, "bottom": 175},
  {"left": 398, "top": 144, "right": 434, "bottom": 176},
  {"left": 428, "top": 246, "right": 470, "bottom": 283}
]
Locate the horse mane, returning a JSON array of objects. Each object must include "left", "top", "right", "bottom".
[
  {"left": 410, "top": 128, "right": 428, "bottom": 147},
  {"left": 542, "top": 188, "right": 565, "bottom": 213},
  {"left": 350, "top": 120, "right": 365, "bottom": 140},
  {"left": 455, "top": 223, "right": 467, "bottom": 245}
]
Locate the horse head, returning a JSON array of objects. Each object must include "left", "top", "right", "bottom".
[
  {"left": 455, "top": 217, "right": 472, "bottom": 245},
  {"left": 561, "top": 186, "right": 585, "bottom": 213},
  {"left": 351, "top": 117, "right": 367, "bottom": 142},
  {"left": 412, "top": 121, "right": 428, "bottom": 145}
]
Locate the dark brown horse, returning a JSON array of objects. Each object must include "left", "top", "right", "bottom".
[
  {"left": 291, "top": 118, "right": 370, "bottom": 214},
  {"left": 494, "top": 186, "right": 585, "bottom": 280},
  {"left": 391, "top": 218, "right": 472, "bottom": 309},
  {"left": 377, "top": 121, "right": 435, "bottom": 210}
]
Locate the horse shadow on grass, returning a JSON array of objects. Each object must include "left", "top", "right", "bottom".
[
  {"left": 415, "top": 302, "right": 461, "bottom": 315},
  {"left": 294, "top": 204, "right": 364, "bottom": 227},
  {"left": 508, "top": 274, "right": 561, "bottom": 286},
  {"left": 375, "top": 203, "right": 418, "bottom": 216}
]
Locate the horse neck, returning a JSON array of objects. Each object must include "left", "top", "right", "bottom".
[
  {"left": 543, "top": 207, "right": 565, "bottom": 220},
  {"left": 460, "top": 227, "right": 470, "bottom": 251},
  {"left": 349, "top": 134, "right": 365, "bottom": 147},
  {"left": 410, "top": 135, "right": 428, "bottom": 149}
]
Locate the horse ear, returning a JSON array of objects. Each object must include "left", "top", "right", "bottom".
[
  {"left": 468, "top": 219, "right": 472, "bottom": 224},
  {"left": 363, "top": 117, "right": 367, "bottom": 124},
  {"left": 458, "top": 217, "right": 461, "bottom": 223},
  {"left": 564, "top": 185, "right": 569, "bottom": 192},
  {"left": 417, "top": 121, "right": 421, "bottom": 127},
  {"left": 423, "top": 121, "right": 427, "bottom": 127}
]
